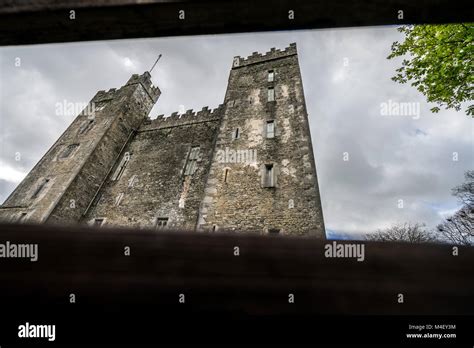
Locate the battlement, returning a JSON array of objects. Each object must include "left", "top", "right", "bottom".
[
  {"left": 91, "top": 72, "right": 160, "bottom": 104},
  {"left": 232, "top": 43, "right": 297, "bottom": 69},
  {"left": 92, "top": 88, "right": 118, "bottom": 103},
  {"left": 140, "top": 104, "right": 225, "bottom": 131},
  {"left": 125, "top": 71, "right": 161, "bottom": 103}
]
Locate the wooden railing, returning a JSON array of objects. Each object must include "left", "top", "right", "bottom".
[{"left": 0, "top": 223, "right": 472, "bottom": 316}]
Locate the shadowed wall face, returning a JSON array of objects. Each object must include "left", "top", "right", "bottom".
[
  {"left": 83, "top": 113, "right": 222, "bottom": 229},
  {"left": 0, "top": 72, "right": 160, "bottom": 224}
]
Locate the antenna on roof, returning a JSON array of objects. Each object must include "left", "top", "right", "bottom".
[{"left": 149, "top": 54, "right": 162, "bottom": 73}]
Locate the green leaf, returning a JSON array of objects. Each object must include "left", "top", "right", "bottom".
[{"left": 388, "top": 23, "right": 474, "bottom": 117}]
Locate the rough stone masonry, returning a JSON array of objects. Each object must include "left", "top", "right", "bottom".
[{"left": 0, "top": 43, "right": 326, "bottom": 237}]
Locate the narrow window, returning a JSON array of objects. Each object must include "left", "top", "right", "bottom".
[
  {"left": 18, "top": 212, "right": 27, "bottom": 223},
  {"left": 112, "top": 152, "right": 130, "bottom": 181},
  {"left": 95, "top": 193, "right": 103, "bottom": 206},
  {"left": 233, "top": 128, "right": 240, "bottom": 140},
  {"left": 156, "top": 217, "right": 169, "bottom": 229},
  {"left": 78, "top": 119, "right": 94, "bottom": 135},
  {"left": 93, "top": 218, "right": 104, "bottom": 227},
  {"left": 84, "top": 101, "right": 107, "bottom": 116},
  {"left": 115, "top": 193, "right": 124, "bottom": 207},
  {"left": 212, "top": 225, "right": 217, "bottom": 232},
  {"left": 267, "top": 87, "right": 275, "bottom": 102},
  {"left": 94, "top": 102, "right": 107, "bottom": 111},
  {"left": 264, "top": 164, "right": 274, "bottom": 187},
  {"left": 59, "top": 144, "right": 79, "bottom": 159},
  {"left": 268, "top": 228, "right": 280, "bottom": 234},
  {"left": 128, "top": 174, "right": 137, "bottom": 187},
  {"left": 266, "top": 120, "right": 275, "bottom": 138},
  {"left": 32, "top": 178, "right": 50, "bottom": 199},
  {"left": 268, "top": 70, "right": 274, "bottom": 82},
  {"left": 224, "top": 168, "right": 229, "bottom": 183},
  {"left": 184, "top": 146, "right": 200, "bottom": 176}
]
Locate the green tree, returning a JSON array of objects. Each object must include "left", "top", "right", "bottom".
[{"left": 388, "top": 24, "right": 474, "bottom": 116}]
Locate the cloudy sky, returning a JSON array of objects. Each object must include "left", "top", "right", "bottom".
[{"left": 0, "top": 26, "right": 472, "bottom": 239}]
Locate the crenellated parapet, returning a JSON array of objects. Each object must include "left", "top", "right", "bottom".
[
  {"left": 125, "top": 71, "right": 161, "bottom": 103},
  {"left": 140, "top": 104, "right": 225, "bottom": 131},
  {"left": 92, "top": 88, "right": 118, "bottom": 103},
  {"left": 232, "top": 43, "right": 297, "bottom": 69},
  {"left": 91, "top": 71, "right": 161, "bottom": 105}
]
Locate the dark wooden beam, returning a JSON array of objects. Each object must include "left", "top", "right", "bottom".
[
  {"left": 0, "top": 0, "right": 471, "bottom": 46},
  {"left": 0, "top": 223, "right": 472, "bottom": 315}
]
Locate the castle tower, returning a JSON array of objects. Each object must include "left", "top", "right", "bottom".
[
  {"left": 198, "top": 43, "right": 325, "bottom": 236},
  {"left": 1, "top": 44, "right": 325, "bottom": 238},
  {"left": 0, "top": 72, "right": 160, "bottom": 224}
]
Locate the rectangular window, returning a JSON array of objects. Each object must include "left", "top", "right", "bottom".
[
  {"left": 112, "top": 153, "right": 130, "bottom": 181},
  {"left": 94, "top": 102, "right": 107, "bottom": 111},
  {"left": 59, "top": 144, "right": 79, "bottom": 159},
  {"left": 32, "top": 178, "right": 50, "bottom": 199},
  {"left": 268, "top": 228, "right": 280, "bottom": 234},
  {"left": 84, "top": 101, "right": 107, "bottom": 116},
  {"left": 267, "top": 87, "right": 275, "bottom": 102},
  {"left": 184, "top": 146, "right": 200, "bottom": 176},
  {"left": 114, "top": 193, "right": 124, "bottom": 207},
  {"left": 95, "top": 193, "right": 103, "bottom": 206},
  {"left": 156, "top": 217, "right": 169, "bottom": 229},
  {"left": 78, "top": 119, "right": 94, "bottom": 135},
  {"left": 93, "top": 218, "right": 104, "bottom": 227},
  {"left": 128, "top": 174, "right": 137, "bottom": 187},
  {"left": 224, "top": 168, "right": 229, "bottom": 183},
  {"left": 266, "top": 120, "right": 275, "bottom": 138},
  {"left": 18, "top": 212, "right": 28, "bottom": 223},
  {"left": 233, "top": 128, "right": 240, "bottom": 140},
  {"left": 268, "top": 70, "right": 274, "bottom": 82},
  {"left": 264, "top": 164, "right": 274, "bottom": 187}
]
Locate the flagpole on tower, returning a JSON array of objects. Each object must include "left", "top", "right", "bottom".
[{"left": 150, "top": 54, "right": 162, "bottom": 73}]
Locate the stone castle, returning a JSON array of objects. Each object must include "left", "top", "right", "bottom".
[{"left": 0, "top": 43, "right": 326, "bottom": 237}]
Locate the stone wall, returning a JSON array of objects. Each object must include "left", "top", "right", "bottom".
[
  {"left": 198, "top": 43, "right": 325, "bottom": 237},
  {"left": 82, "top": 106, "right": 223, "bottom": 229}
]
